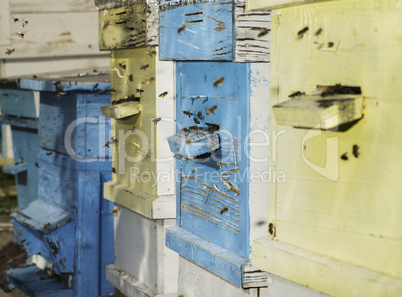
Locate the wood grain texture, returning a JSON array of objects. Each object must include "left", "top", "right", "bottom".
[
  {"left": 99, "top": 3, "right": 159, "bottom": 50},
  {"left": 159, "top": 1, "right": 270, "bottom": 62},
  {"left": 245, "top": 0, "right": 337, "bottom": 11},
  {"left": 234, "top": 3, "right": 270, "bottom": 62},
  {"left": 253, "top": 1, "right": 402, "bottom": 296},
  {"left": 5, "top": 266, "right": 73, "bottom": 297},
  {"left": 253, "top": 238, "right": 402, "bottom": 297}
]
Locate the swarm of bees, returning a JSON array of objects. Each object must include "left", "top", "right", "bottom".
[{"left": 5, "top": 17, "right": 29, "bottom": 56}]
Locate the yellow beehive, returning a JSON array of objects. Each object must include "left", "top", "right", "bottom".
[
  {"left": 250, "top": 0, "right": 402, "bottom": 296},
  {"left": 102, "top": 47, "right": 175, "bottom": 219}
]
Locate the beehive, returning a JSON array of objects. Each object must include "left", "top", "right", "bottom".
[
  {"left": 248, "top": 1, "right": 402, "bottom": 296},
  {"left": 6, "top": 70, "right": 115, "bottom": 297}
]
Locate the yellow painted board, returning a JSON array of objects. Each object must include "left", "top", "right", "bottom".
[
  {"left": 253, "top": 237, "right": 402, "bottom": 297},
  {"left": 255, "top": 0, "right": 402, "bottom": 293},
  {"left": 246, "top": 0, "right": 337, "bottom": 11},
  {"left": 108, "top": 47, "right": 175, "bottom": 203},
  {"left": 99, "top": 4, "right": 158, "bottom": 50}
]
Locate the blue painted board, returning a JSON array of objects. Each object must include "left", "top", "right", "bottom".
[
  {"left": 166, "top": 225, "right": 249, "bottom": 287},
  {"left": 99, "top": 171, "right": 115, "bottom": 296},
  {"left": 168, "top": 132, "right": 220, "bottom": 158},
  {"left": 38, "top": 92, "right": 111, "bottom": 159},
  {"left": 0, "top": 89, "right": 38, "bottom": 118},
  {"left": 159, "top": 0, "right": 233, "bottom": 61},
  {"left": 3, "top": 162, "right": 27, "bottom": 175},
  {"left": 5, "top": 266, "right": 73, "bottom": 297},
  {"left": 173, "top": 61, "right": 250, "bottom": 257}
]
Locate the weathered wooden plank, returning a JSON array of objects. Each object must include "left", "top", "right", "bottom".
[
  {"left": 159, "top": 1, "right": 270, "bottom": 62},
  {"left": 167, "top": 132, "right": 220, "bottom": 158},
  {"left": 273, "top": 95, "right": 363, "bottom": 129},
  {"left": 101, "top": 101, "right": 141, "bottom": 119},
  {"left": 103, "top": 182, "right": 176, "bottom": 219},
  {"left": 234, "top": 3, "right": 270, "bottom": 62},
  {"left": 253, "top": 238, "right": 402, "bottom": 297},
  {"left": 10, "top": 0, "right": 95, "bottom": 13},
  {"left": 1, "top": 12, "right": 103, "bottom": 60},
  {"left": 245, "top": 0, "right": 337, "bottom": 11},
  {"left": 166, "top": 225, "right": 248, "bottom": 287},
  {"left": 159, "top": 0, "right": 234, "bottom": 61},
  {"left": 99, "top": 3, "right": 159, "bottom": 50},
  {"left": 178, "top": 256, "right": 269, "bottom": 297},
  {"left": 74, "top": 171, "right": 102, "bottom": 297},
  {"left": 99, "top": 171, "right": 115, "bottom": 296},
  {"left": 0, "top": 89, "right": 38, "bottom": 118},
  {"left": 5, "top": 266, "right": 73, "bottom": 297}
]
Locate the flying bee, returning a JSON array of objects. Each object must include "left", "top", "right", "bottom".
[
  {"left": 256, "top": 28, "right": 270, "bottom": 38},
  {"left": 183, "top": 110, "right": 193, "bottom": 117},
  {"left": 315, "top": 28, "right": 323, "bottom": 36},
  {"left": 268, "top": 223, "right": 276, "bottom": 236},
  {"left": 297, "top": 26, "right": 309, "bottom": 38},
  {"left": 213, "top": 77, "right": 224, "bottom": 88},
  {"left": 46, "top": 152, "right": 53, "bottom": 156},
  {"left": 110, "top": 207, "right": 121, "bottom": 216},
  {"left": 43, "top": 223, "right": 51, "bottom": 229},
  {"left": 220, "top": 207, "right": 228, "bottom": 215},
  {"left": 352, "top": 144, "right": 360, "bottom": 158},
  {"left": 16, "top": 32, "right": 25, "bottom": 39},
  {"left": 146, "top": 50, "right": 157, "bottom": 57},
  {"left": 197, "top": 111, "right": 203, "bottom": 120},
  {"left": 341, "top": 153, "right": 348, "bottom": 161},
  {"left": 53, "top": 81, "right": 61, "bottom": 86},
  {"left": 140, "top": 64, "right": 149, "bottom": 71},
  {"left": 117, "top": 62, "right": 126, "bottom": 70},
  {"left": 178, "top": 24, "right": 186, "bottom": 34},
  {"left": 328, "top": 42, "right": 334, "bottom": 48},
  {"left": 5, "top": 48, "right": 15, "bottom": 55},
  {"left": 35, "top": 162, "right": 39, "bottom": 168},
  {"left": 112, "top": 167, "right": 116, "bottom": 173},
  {"left": 136, "top": 89, "right": 144, "bottom": 95},
  {"left": 103, "top": 137, "right": 118, "bottom": 148},
  {"left": 12, "top": 16, "right": 19, "bottom": 23},
  {"left": 21, "top": 19, "right": 28, "bottom": 27},
  {"left": 159, "top": 91, "right": 168, "bottom": 98},
  {"left": 152, "top": 117, "right": 161, "bottom": 124},
  {"left": 93, "top": 83, "right": 99, "bottom": 90},
  {"left": 128, "top": 74, "right": 134, "bottom": 82},
  {"left": 57, "top": 91, "right": 67, "bottom": 97},
  {"left": 193, "top": 117, "right": 200, "bottom": 124},
  {"left": 207, "top": 105, "right": 218, "bottom": 115}
]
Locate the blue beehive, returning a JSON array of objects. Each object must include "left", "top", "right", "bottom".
[
  {"left": 166, "top": 61, "right": 270, "bottom": 288},
  {"left": 0, "top": 79, "right": 39, "bottom": 209},
  {"left": 5, "top": 70, "right": 115, "bottom": 297},
  {"left": 159, "top": 0, "right": 271, "bottom": 62}
]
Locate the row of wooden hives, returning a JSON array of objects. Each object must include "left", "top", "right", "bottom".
[{"left": 2, "top": 0, "right": 402, "bottom": 297}]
